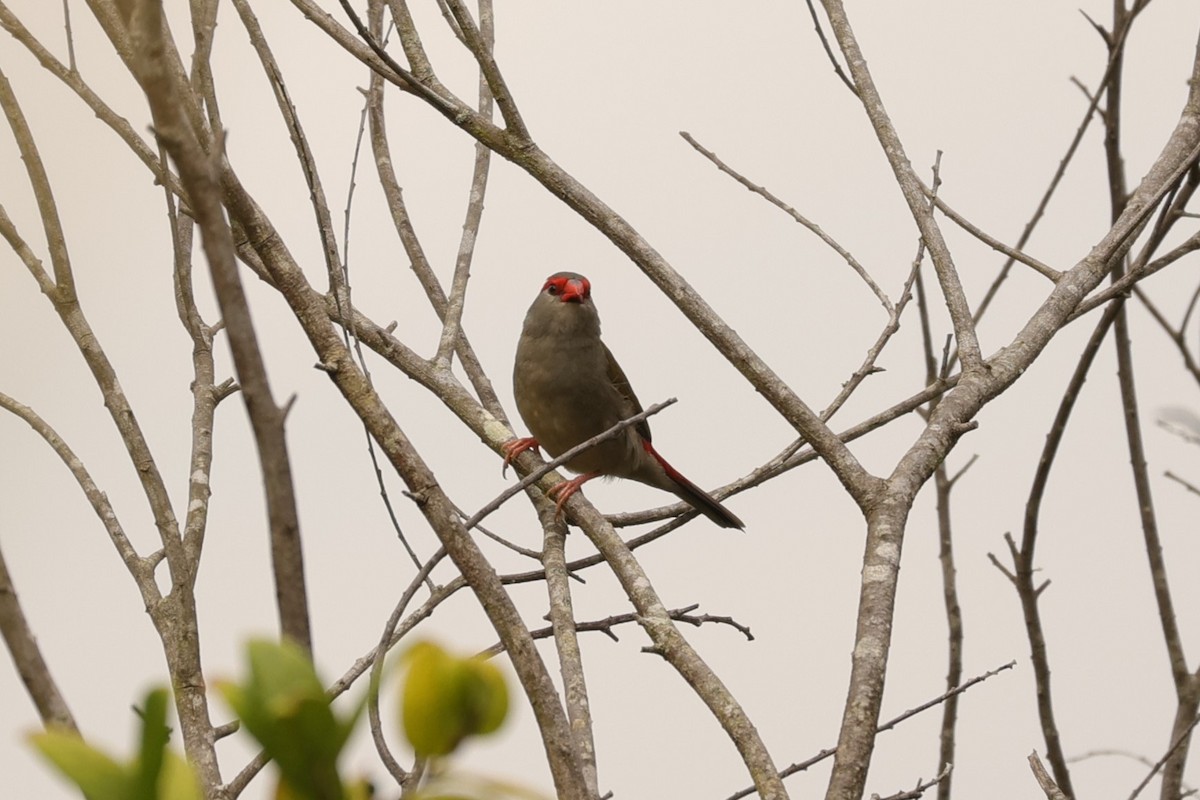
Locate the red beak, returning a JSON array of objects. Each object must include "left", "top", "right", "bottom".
[{"left": 560, "top": 279, "right": 587, "bottom": 303}]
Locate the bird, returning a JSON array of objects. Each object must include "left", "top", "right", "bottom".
[{"left": 504, "top": 271, "right": 744, "bottom": 529}]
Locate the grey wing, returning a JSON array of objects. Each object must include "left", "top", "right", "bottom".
[{"left": 603, "top": 343, "right": 652, "bottom": 442}]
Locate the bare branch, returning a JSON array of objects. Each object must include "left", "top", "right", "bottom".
[
  {"left": 1113, "top": 278, "right": 1189, "bottom": 689},
  {"left": 434, "top": 0, "right": 495, "bottom": 369},
  {"left": 0, "top": 392, "right": 155, "bottom": 598},
  {"left": 972, "top": 7, "right": 1139, "bottom": 327},
  {"left": 0, "top": 9, "right": 187, "bottom": 247},
  {"left": 681, "top": 131, "right": 892, "bottom": 313},
  {"left": 914, "top": 226, "right": 969, "bottom": 800},
  {"left": 550, "top": 498, "right": 787, "bottom": 797},
  {"left": 821, "top": 23, "right": 1200, "bottom": 799},
  {"left": 0, "top": 54, "right": 228, "bottom": 781},
  {"left": 362, "top": 16, "right": 508, "bottom": 423},
  {"left": 221, "top": 153, "right": 592, "bottom": 798},
  {"left": 1128, "top": 713, "right": 1200, "bottom": 800},
  {"left": 820, "top": 0, "right": 982, "bottom": 372},
  {"left": 1165, "top": 470, "right": 1200, "bottom": 497},
  {"left": 874, "top": 764, "right": 953, "bottom": 800},
  {"left": 437, "top": 0, "right": 529, "bottom": 141},
  {"left": 1028, "top": 751, "right": 1070, "bottom": 800},
  {"left": 330, "top": 0, "right": 461, "bottom": 115},
  {"left": 61, "top": 0, "right": 77, "bottom": 71},
  {"left": 802, "top": 0, "right": 856, "bottom": 96},
  {"left": 232, "top": 0, "right": 343, "bottom": 294},
  {"left": 118, "top": 0, "right": 313, "bottom": 651},
  {"left": 165, "top": 165, "right": 220, "bottom": 572},
  {"left": 0, "top": 542, "right": 79, "bottom": 731},
  {"left": 539, "top": 504, "right": 599, "bottom": 798},
  {"left": 724, "top": 662, "right": 1014, "bottom": 800},
  {"left": 484, "top": 604, "right": 756, "bottom": 656},
  {"left": 927, "top": 190, "right": 1061, "bottom": 282},
  {"left": 289, "top": 0, "right": 884, "bottom": 510},
  {"left": 1136, "top": 287, "right": 1200, "bottom": 384},
  {"left": 1005, "top": 299, "right": 1127, "bottom": 800}
]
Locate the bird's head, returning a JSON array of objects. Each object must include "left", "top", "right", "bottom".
[
  {"left": 542, "top": 272, "right": 591, "bottom": 304},
  {"left": 525, "top": 271, "right": 600, "bottom": 335},
  {"left": 522, "top": 271, "right": 599, "bottom": 338}
]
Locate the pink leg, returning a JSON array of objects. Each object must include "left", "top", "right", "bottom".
[
  {"left": 547, "top": 472, "right": 600, "bottom": 519},
  {"left": 501, "top": 437, "right": 540, "bottom": 476}
]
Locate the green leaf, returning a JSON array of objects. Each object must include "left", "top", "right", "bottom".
[
  {"left": 219, "top": 639, "right": 347, "bottom": 800},
  {"left": 158, "top": 751, "right": 204, "bottom": 800},
  {"left": 132, "top": 688, "right": 171, "bottom": 800},
  {"left": 29, "top": 730, "right": 133, "bottom": 800},
  {"left": 461, "top": 659, "right": 508, "bottom": 736},
  {"left": 400, "top": 642, "right": 509, "bottom": 758},
  {"left": 343, "top": 777, "right": 375, "bottom": 800},
  {"left": 402, "top": 642, "right": 467, "bottom": 757}
]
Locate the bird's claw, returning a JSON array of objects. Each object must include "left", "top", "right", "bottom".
[
  {"left": 501, "top": 436, "right": 540, "bottom": 477},
  {"left": 546, "top": 481, "right": 572, "bottom": 520},
  {"left": 546, "top": 474, "right": 595, "bottom": 521}
]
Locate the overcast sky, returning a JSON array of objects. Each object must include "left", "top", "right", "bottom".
[{"left": 2, "top": 2, "right": 1200, "bottom": 799}]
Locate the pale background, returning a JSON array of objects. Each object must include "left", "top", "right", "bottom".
[{"left": 2, "top": 2, "right": 1199, "bottom": 798}]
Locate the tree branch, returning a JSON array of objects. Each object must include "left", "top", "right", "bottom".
[
  {"left": 118, "top": 0, "right": 313, "bottom": 653},
  {"left": 0, "top": 540, "right": 79, "bottom": 731},
  {"left": 819, "top": 0, "right": 982, "bottom": 373}
]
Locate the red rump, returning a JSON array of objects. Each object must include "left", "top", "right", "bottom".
[{"left": 642, "top": 438, "right": 686, "bottom": 483}]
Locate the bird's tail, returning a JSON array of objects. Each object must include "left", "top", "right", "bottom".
[{"left": 642, "top": 441, "right": 744, "bottom": 529}]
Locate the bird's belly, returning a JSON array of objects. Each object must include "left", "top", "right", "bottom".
[{"left": 516, "top": 377, "right": 633, "bottom": 475}]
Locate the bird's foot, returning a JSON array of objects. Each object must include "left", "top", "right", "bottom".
[
  {"left": 501, "top": 437, "right": 540, "bottom": 477},
  {"left": 546, "top": 473, "right": 598, "bottom": 520}
]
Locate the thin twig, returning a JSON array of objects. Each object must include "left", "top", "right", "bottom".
[
  {"left": 998, "top": 298, "right": 1127, "bottom": 800},
  {"left": 60, "top": 0, "right": 76, "bottom": 72},
  {"left": 927, "top": 190, "right": 1061, "bottom": 282},
  {"left": 802, "top": 0, "right": 856, "bottom": 95},
  {"left": 437, "top": 0, "right": 530, "bottom": 141},
  {"left": 874, "top": 763, "right": 953, "bottom": 800},
  {"left": 723, "top": 661, "right": 1015, "bottom": 800},
  {"left": 324, "top": 4, "right": 431, "bottom": 585},
  {"left": 1135, "top": 288, "right": 1200, "bottom": 384},
  {"left": 912, "top": 169, "right": 969, "bottom": 800},
  {"left": 1128, "top": 714, "right": 1200, "bottom": 800},
  {"left": 434, "top": 0, "right": 495, "bottom": 368},
  {"left": 334, "top": 0, "right": 460, "bottom": 114},
  {"left": 367, "top": 550, "right": 449, "bottom": 790},
  {"left": 539, "top": 502, "right": 599, "bottom": 798},
  {"left": 681, "top": 131, "right": 892, "bottom": 313},
  {"left": 164, "top": 165, "right": 220, "bottom": 572},
  {"left": 817, "top": 174, "right": 930, "bottom": 421},
  {"left": 2, "top": 23, "right": 223, "bottom": 786},
  {"left": 483, "top": 603, "right": 756, "bottom": 657},
  {"left": 970, "top": 6, "right": 1137, "bottom": 328},
  {"left": 1114, "top": 274, "right": 1188, "bottom": 689},
  {"left": 1029, "top": 752, "right": 1070, "bottom": 800},
  {"left": 1165, "top": 471, "right": 1200, "bottom": 497},
  {"left": 125, "top": 3, "right": 313, "bottom": 651},
  {"left": 0, "top": 389, "right": 151, "bottom": 596},
  {"left": 453, "top": 504, "right": 542, "bottom": 560},
  {"left": 1073, "top": 230, "right": 1200, "bottom": 320},
  {"left": 0, "top": 541, "right": 79, "bottom": 731},
  {"left": 362, "top": 8, "right": 509, "bottom": 423},
  {"left": 820, "top": 2, "right": 982, "bottom": 373}
]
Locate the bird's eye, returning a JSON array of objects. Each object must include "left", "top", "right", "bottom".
[{"left": 546, "top": 284, "right": 560, "bottom": 295}]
